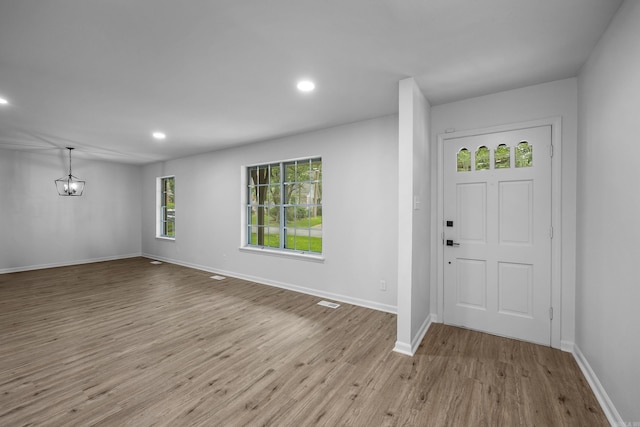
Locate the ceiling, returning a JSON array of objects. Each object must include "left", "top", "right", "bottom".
[{"left": 0, "top": 0, "right": 622, "bottom": 164}]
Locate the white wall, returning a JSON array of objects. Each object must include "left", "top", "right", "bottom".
[
  {"left": 0, "top": 148, "right": 141, "bottom": 272},
  {"left": 411, "top": 81, "right": 432, "bottom": 344},
  {"left": 396, "top": 78, "right": 432, "bottom": 354},
  {"left": 577, "top": 0, "right": 640, "bottom": 422},
  {"left": 431, "top": 78, "right": 578, "bottom": 348},
  {"left": 141, "top": 115, "right": 399, "bottom": 312}
]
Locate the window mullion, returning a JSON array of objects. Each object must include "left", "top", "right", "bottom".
[{"left": 279, "top": 162, "right": 286, "bottom": 250}]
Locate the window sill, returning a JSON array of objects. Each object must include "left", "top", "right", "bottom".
[
  {"left": 155, "top": 236, "right": 176, "bottom": 241},
  {"left": 239, "top": 246, "right": 325, "bottom": 263}
]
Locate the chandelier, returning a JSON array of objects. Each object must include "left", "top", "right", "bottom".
[{"left": 54, "top": 147, "right": 85, "bottom": 196}]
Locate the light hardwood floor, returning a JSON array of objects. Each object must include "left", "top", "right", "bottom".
[{"left": 0, "top": 258, "right": 607, "bottom": 426}]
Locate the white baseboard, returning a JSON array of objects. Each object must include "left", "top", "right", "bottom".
[
  {"left": 0, "top": 253, "right": 142, "bottom": 275},
  {"left": 141, "top": 253, "right": 397, "bottom": 314},
  {"left": 411, "top": 314, "right": 434, "bottom": 354},
  {"left": 560, "top": 340, "right": 574, "bottom": 353},
  {"left": 572, "top": 344, "right": 624, "bottom": 426},
  {"left": 393, "top": 341, "right": 413, "bottom": 356},
  {"left": 393, "top": 314, "right": 435, "bottom": 357}
]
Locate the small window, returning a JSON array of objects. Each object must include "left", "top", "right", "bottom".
[
  {"left": 516, "top": 141, "right": 533, "bottom": 168},
  {"left": 495, "top": 144, "right": 510, "bottom": 169},
  {"left": 157, "top": 176, "right": 175, "bottom": 238},
  {"left": 475, "top": 146, "right": 490, "bottom": 171},
  {"left": 247, "top": 158, "right": 322, "bottom": 254},
  {"left": 457, "top": 148, "right": 471, "bottom": 172}
]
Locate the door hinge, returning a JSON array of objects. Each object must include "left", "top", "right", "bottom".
[
  {"left": 441, "top": 231, "right": 445, "bottom": 244},
  {"left": 550, "top": 227, "right": 553, "bottom": 239},
  {"left": 550, "top": 144, "right": 554, "bottom": 157},
  {"left": 549, "top": 307, "right": 554, "bottom": 320}
]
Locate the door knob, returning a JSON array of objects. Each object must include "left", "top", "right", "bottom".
[{"left": 446, "top": 240, "right": 460, "bottom": 247}]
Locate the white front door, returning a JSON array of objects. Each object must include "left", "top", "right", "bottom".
[{"left": 443, "top": 126, "right": 552, "bottom": 345}]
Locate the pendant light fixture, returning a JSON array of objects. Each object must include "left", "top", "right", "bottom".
[{"left": 55, "top": 147, "right": 85, "bottom": 196}]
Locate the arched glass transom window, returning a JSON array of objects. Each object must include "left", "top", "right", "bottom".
[
  {"left": 457, "top": 148, "right": 471, "bottom": 172},
  {"left": 495, "top": 144, "right": 510, "bottom": 169},
  {"left": 475, "top": 146, "right": 490, "bottom": 171},
  {"left": 516, "top": 141, "right": 533, "bottom": 168},
  {"left": 456, "top": 141, "right": 534, "bottom": 172}
]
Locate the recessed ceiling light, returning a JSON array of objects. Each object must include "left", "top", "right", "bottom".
[
  {"left": 0, "top": 97, "right": 8, "bottom": 105},
  {"left": 297, "top": 80, "right": 315, "bottom": 92},
  {"left": 152, "top": 131, "right": 166, "bottom": 140}
]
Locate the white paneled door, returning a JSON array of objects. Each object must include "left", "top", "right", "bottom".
[{"left": 443, "top": 126, "right": 552, "bottom": 345}]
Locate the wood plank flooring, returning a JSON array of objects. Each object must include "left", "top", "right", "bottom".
[{"left": 0, "top": 258, "right": 607, "bottom": 426}]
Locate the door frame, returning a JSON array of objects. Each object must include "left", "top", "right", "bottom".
[{"left": 436, "top": 117, "right": 562, "bottom": 348}]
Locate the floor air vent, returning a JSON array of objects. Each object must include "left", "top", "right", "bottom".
[{"left": 317, "top": 300, "right": 340, "bottom": 309}]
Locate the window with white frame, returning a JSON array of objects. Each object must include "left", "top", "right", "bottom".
[
  {"left": 157, "top": 176, "right": 175, "bottom": 239},
  {"left": 247, "top": 158, "right": 322, "bottom": 254}
]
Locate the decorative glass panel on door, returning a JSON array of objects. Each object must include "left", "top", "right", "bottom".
[
  {"left": 495, "top": 144, "right": 510, "bottom": 169},
  {"left": 516, "top": 141, "right": 533, "bottom": 168},
  {"left": 457, "top": 148, "right": 471, "bottom": 172},
  {"left": 476, "top": 146, "right": 490, "bottom": 171}
]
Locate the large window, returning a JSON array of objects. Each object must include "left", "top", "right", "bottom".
[
  {"left": 157, "top": 176, "right": 175, "bottom": 239},
  {"left": 247, "top": 158, "right": 322, "bottom": 254}
]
